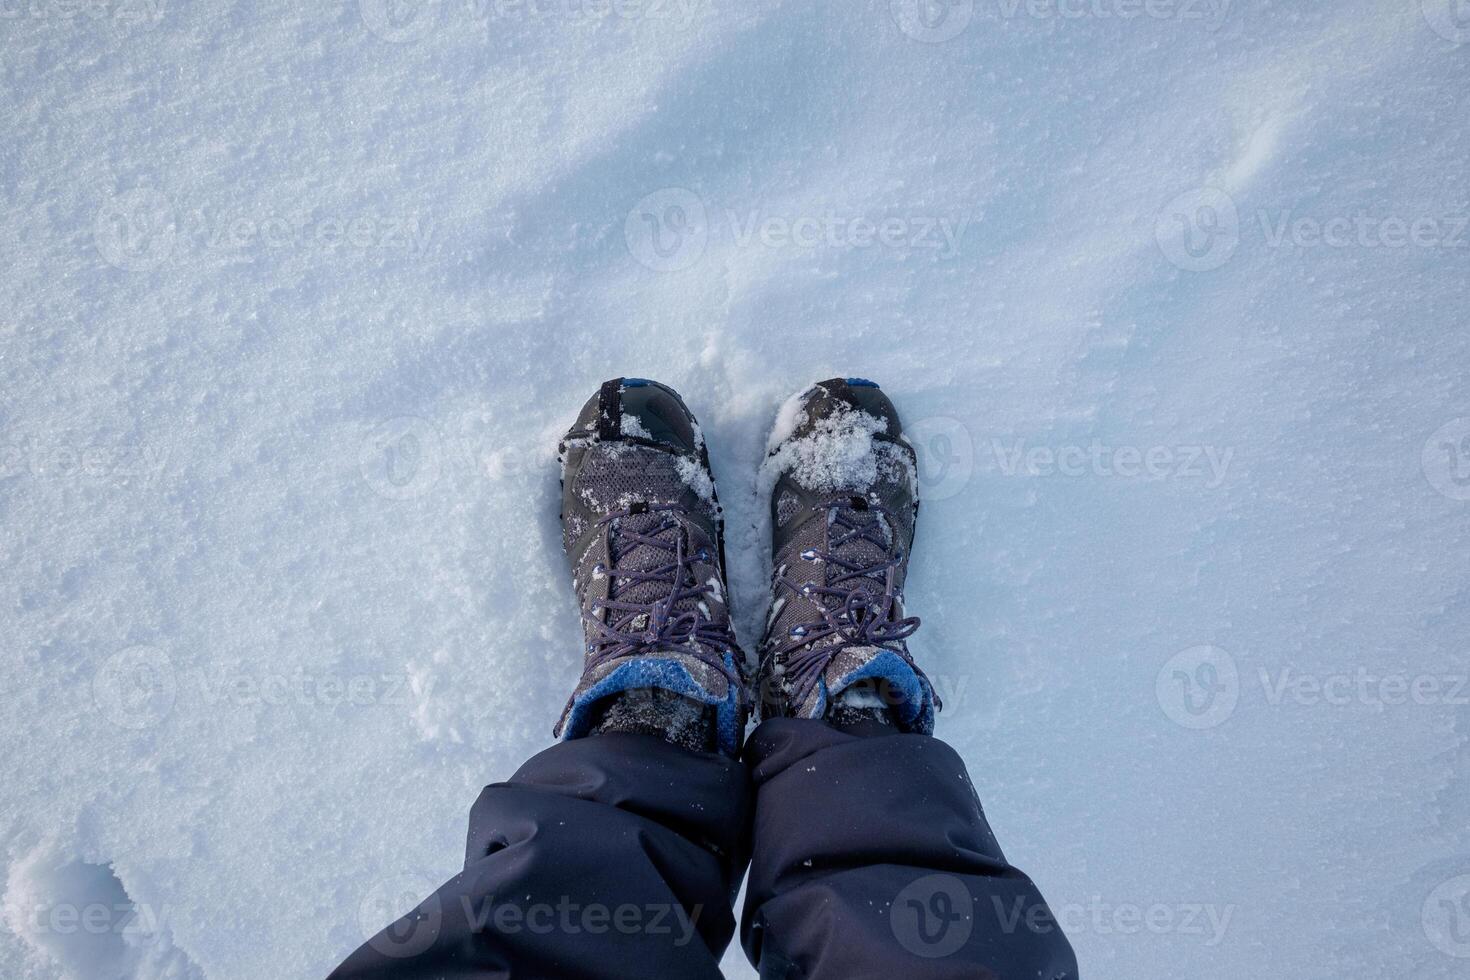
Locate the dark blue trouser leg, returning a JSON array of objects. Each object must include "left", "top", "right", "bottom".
[
  {"left": 742, "top": 719, "right": 1078, "bottom": 980},
  {"left": 331, "top": 720, "right": 1076, "bottom": 979},
  {"left": 330, "top": 732, "right": 751, "bottom": 980}
]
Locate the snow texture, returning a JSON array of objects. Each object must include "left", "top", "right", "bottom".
[
  {"left": 2, "top": 2, "right": 1468, "bottom": 979},
  {"left": 758, "top": 388, "right": 912, "bottom": 497},
  {"left": 675, "top": 453, "right": 716, "bottom": 504},
  {"left": 766, "top": 388, "right": 811, "bottom": 453},
  {"left": 617, "top": 413, "right": 653, "bottom": 440}
]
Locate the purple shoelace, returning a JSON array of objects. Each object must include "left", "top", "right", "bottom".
[
  {"left": 772, "top": 497, "right": 938, "bottom": 714},
  {"left": 576, "top": 504, "right": 742, "bottom": 689}
]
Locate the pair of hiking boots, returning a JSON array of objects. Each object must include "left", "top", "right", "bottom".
[{"left": 554, "top": 377, "right": 939, "bottom": 756}]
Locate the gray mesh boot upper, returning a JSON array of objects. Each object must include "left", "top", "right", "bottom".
[
  {"left": 757, "top": 378, "right": 938, "bottom": 733},
  {"left": 555, "top": 378, "right": 748, "bottom": 755}
]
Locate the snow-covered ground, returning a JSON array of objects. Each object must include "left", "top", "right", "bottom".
[{"left": 2, "top": 1, "right": 1468, "bottom": 977}]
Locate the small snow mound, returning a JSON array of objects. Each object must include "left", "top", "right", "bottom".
[
  {"left": 760, "top": 396, "right": 896, "bottom": 496},
  {"left": 619, "top": 414, "right": 653, "bottom": 440}
]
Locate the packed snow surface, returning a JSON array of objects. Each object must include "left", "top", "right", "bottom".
[{"left": 3, "top": 3, "right": 1468, "bottom": 979}]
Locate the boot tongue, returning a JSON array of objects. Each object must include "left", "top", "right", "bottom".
[
  {"left": 820, "top": 504, "right": 893, "bottom": 612},
  {"left": 765, "top": 502, "right": 895, "bottom": 656},
  {"left": 609, "top": 511, "right": 705, "bottom": 628}
]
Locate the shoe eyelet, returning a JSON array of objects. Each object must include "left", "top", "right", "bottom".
[
  {"left": 800, "top": 584, "right": 815, "bottom": 597},
  {"left": 800, "top": 549, "right": 818, "bottom": 561},
  {"left": 790, "top": 626, "right": 807, "bottom": 639}
]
